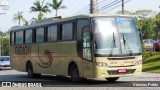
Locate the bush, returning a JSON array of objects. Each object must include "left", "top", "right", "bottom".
[
  {"left": 141, "top": 41, "right": 146, "bottom": 53},
  {"left": 143, "top": 51, "right": 160, "bottom": 60}
]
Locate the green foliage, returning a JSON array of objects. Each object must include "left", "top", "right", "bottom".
[
  {"left": 143, "top": 51, "right": 160, "bottom": 60},
  {"left": 116, "top": 10, "right": 133, "bottom": 15},
  {"left": 47, "top": 0, "right": 67, "bottom": 16},
  {"left": 12, "top": 11, "right": 25, "bottom": 25},
  {"left": 1, "top": 38, "right": 9, "bottom": 56},
  {"left": 141, "top": 42, "right": 145, "bottom": 53},
  {"left": 0, "top": 30, "right": 10, "bottom": 56},
  {"left": 154, "top": 13, "right": 160, "bottom": 40},
  {"left": 132, "top": 9, "right": 157, "bottom": 40},
  {"left": 141, "top": 18, "right": 155, "bottom": 39},
  {"left": 30, "top": 0, "right": 51, "bottom": 20},
  {"left": 38, "top": 12, "right": 44, "bottom": 20},
  {"left": 143, "top": 55, "right": 160, "bottom": 73},
  {"left": 133, "top": 9, "right": 153, "bottom": 19}
]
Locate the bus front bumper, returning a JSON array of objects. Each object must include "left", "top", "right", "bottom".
[{"left": 94, "top": 64, "right": 142, "bottom": 78}]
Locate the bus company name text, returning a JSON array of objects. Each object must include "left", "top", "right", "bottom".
[{"left": 15, "top": 45, "right": 31, "bottom": 55}]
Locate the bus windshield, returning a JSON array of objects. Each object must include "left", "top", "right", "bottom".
[{"left": 92, "top": 17, "right": 142, "bottom": 56}]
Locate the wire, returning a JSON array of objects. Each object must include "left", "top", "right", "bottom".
[
  {"left": 98, "top": 0, "right": 122, "bottom": 13},
  {"left": 72, "top": 0, "right": 132, "bottom": 15},
  {"left": 102, "top": 0, "right": 131, "bottom": 13}
]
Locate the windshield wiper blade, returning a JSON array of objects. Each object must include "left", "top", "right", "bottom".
[
  {"left": 122, "top": 33, "right": 133, "bottom": 56},
  {"left": 109, "top": 32, "right": 116, "bottom": 57}
]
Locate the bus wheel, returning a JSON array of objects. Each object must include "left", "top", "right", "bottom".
[
  {"left": 27, "top": 63, "right": 34, "bottom": 78},
  {"left": 105, "top": 77, "right": 119, "bottom": 82},
  {"left": 27, "top": 62, "right": 41, "bottom": 78},
  {"left": 70, "top": 65, "right": 81, "bottom": 82}
]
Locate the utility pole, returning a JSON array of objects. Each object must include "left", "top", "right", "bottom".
[
  {"left": 122, "top": 0, "right": 124, "bottom": 14},
  {"left": 90, "top": 0, "right": 98, "bottom": 14}
]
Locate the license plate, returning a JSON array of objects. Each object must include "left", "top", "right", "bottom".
[{"left": 118, "top": 68, "right": 127, "bottom": 73}]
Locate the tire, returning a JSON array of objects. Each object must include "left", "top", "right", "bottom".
[
  {"left": 27, "top": 62, "right": 41, "bottom": 78},
  {"left": 70, "top": 65, "right": 81, "bottom": 82},
  {"left": 105, "top": 77, "right": 119, "bottom": 82}
]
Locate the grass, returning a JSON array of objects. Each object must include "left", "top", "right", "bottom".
[{"left": 142, "top": 55, "right": 160, "bottom": 73}]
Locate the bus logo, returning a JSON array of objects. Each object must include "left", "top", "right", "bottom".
[{"left": 35, "top": 50, "right": 54, "bottom": 68}]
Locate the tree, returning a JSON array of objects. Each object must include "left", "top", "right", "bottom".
[
  {"left": 133, "top": 10, "right": 155, "bottom": 39},
  {"left": 12, "top": 11, "right": 25, "bottom": 25},
  {"left": 0, "top": 30, "right": 10, "bottom": 56},
  {"left": 116, "top": 10, "right": 133, "bottom": 15},
  {"left": 30, "top": 17, "right": 38, "bottom": 24},
  {"left": 141, "top": 18, "right": 155, "bottom": 39},
  {"left": 24, "top": 20, "right": 29, "bottom": 26},
  {"left": 154, "top": 13, "right": 160, "bottom": 40},
  {"left": 30, "top": 0, "right": 51, "bottom": 20},
  {"left": 133, "top": 10, "right": 153, "bottom": 19},
  {"left": 1, "top": 38, "right": 9, "bottom": 56},
  {"left": 48, "top": 0, "right": 67, "bottom": 16}
]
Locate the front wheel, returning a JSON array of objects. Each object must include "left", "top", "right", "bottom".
[
  {"left": 70, "top": 65, "right": 81, "bottom": 82},
  {"left": 105, "top": 77, "right": 119, "bottom": 82}
]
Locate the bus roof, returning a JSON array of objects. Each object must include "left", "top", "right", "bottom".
[{"left": 11, "top": 14, "right": 133, "bottom": 31}]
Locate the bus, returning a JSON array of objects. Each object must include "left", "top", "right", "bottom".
[{"left": 10, "top": 14, "right": 142, "bottom": 82}]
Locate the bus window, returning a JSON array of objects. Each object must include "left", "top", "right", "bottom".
[
  {"left": 83, "top": 31, "right": 92, "bottom": 61},
  {"left": 25, "top": 30, "right": 32, "bottom": 43},
  {"left": 77, "top": 19, "right": 89, "bottom": 40},
  {"left": 15, "top": 31, "right": 23, "bottom": 44},
  {"left": 36, "top": 28, "right": 44, "bottom": 42},
  {"left": 62, "top": 23, "right": 73, "bottom": 41},
  {"left": 11, "top": 32, "right": 15, "bottom": 45},
  {"left": 48, "top": 25, "right": 57, "bottom": 41}
]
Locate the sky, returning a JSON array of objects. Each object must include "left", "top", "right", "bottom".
[{"left": 0, "top": 0, "right": 160, "bottom": 32}]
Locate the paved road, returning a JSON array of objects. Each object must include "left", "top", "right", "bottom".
[{"left": 0, "top": 70, "right": 160, "bottom": 90}]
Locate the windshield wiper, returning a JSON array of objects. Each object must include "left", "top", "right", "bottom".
[
  {"left": 122, "top": 33, "right": 133, "bottom": 56},
  {"left": 109, "top": 32, "right": 116, "bottom": 57}
]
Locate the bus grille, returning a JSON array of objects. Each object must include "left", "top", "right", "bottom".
[
  {"left": 107, "top": 69, "right": 135, "bottom": 75},
  {"left": 107, "top": 57, "right": 135, "bottom": 60}
]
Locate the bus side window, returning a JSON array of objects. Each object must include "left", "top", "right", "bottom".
[
  {"left": 32, "top": 29, "right": 36, "bottom": 43},
  {"left": 23, "top": 30, "right": 26, "bottom": 43},
  {"left": 72, "top": 22, "right": 76, "bottom": 40},
  {"left": 48, "top": 25, "right": 58, "bottom": 42},
  {"left": 36, "top": 27, "right": 44, "bottom": 43},
  {"left": 15, "top": 31, "right": 23, "bottom": 44},
  {"left": 11, "top": 32, "right": 15, "bottom": 45},
  {"left": 44, "top": 27, "right": 48, "bottom": 42},
  {"left": 58, "top": 24, "right": 62, "bottom": 41},
  {"left": 77, "top": 19, "right": 89, "bottom": 40},
  {"left": 25, "top": 29, "right": 33, "bottom": 43},
  {"left": 62, "top": 23, "right": 73, "bottom": 41}
]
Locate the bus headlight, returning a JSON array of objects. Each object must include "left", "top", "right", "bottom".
[
  {"left": 96, "top": 62, "right": 108, "bottom": 67},
  {"left": 135, "top": 61, "right": 142, "bottom": 66}
]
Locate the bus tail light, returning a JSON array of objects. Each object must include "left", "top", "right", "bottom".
[{"left": 96, "top": 62, "right": 108, "bottom": 67}]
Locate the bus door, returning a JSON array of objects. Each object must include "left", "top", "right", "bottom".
[{"left": 82, "top": 26, "right": 94, "bottom": 78}]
